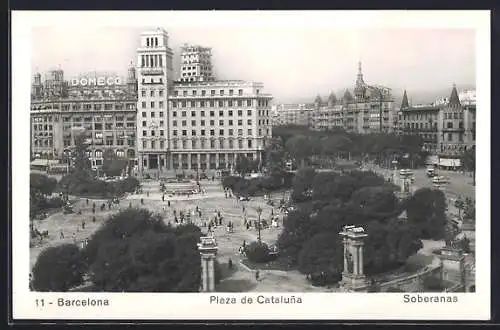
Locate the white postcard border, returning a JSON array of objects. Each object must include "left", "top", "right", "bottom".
[{"left": 11, "top": 10, "right": 491, "bottom": 320}]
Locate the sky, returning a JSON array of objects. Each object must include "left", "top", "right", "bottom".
[{"left": 31, "top": 23, "right": 476, "bottom": 104}]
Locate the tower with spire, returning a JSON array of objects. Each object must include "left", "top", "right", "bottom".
[
  {"left": 401, "top": 90, "right": 409, "bottom": 110},
  {"left": 354, "top": 61, "right": 366, "bottom": 99}
]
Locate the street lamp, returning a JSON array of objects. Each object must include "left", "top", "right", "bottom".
[{"left": 255, "top": 206, "right": 263, "bottom": 243}]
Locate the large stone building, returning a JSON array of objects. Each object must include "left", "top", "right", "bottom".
[
  {"left": 136, "top": 28, "right": 273, "bottom": 174},
  {"left": 397, "top": 85, "right": 476, "bottom": 166},
  {"left": 272, "top": 103, "right": 314, "bottom": 126},
  {"left": 311, "top": 62, "right": 396, "bottom": 133},
  {"left": 30, "top": 67, "right": 138, "bottom": 169}
]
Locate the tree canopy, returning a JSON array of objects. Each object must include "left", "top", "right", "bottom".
[{"left": 83, "top": 208, "right": 203, "bottom": 292}]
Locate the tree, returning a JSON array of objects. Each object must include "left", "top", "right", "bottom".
[
  {"left": 102, "top": 149, "right": 128, "bottom": 177},
  {"left": 285, "top": 135, "right": 311, "bottom": 168},
  {"left": 405, "top": 188, "right": 447, "bottom": 239},
  {"left": 84, "top": 208, "right": 203, "bottom": 292},
  {"left": 32, "top": 244, "right": 86, "bottom": 291},
  {"left": 297, "top": 232, "right": 343, "bottom": 281},
  {"left": 461, "top": 148, "right": 476, "bottom": 185},
  {"left": 235, "top": 154, "right": 251, "bottom": 177},
  {"left": 30, "top": 173, "right": 57, "bottom": 196}
]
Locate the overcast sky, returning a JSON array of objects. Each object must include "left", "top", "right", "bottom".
[{"left": 31, "top": 25, "right": 475, "bottom": 103}]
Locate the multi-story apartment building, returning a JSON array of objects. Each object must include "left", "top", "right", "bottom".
[
  {"left": 397, "top": 85, "right": 476, "bottom": 166},
  {"left": 30, "top": 67, "right": 138, "bottom": 169},
  {"left": 272, "top": 103, "right": 314, "bottom": 126},
  {"left": 136, "top": 28, "right": 273, "bottom": 174},
  {"left": 311, "top": 62, "right": 396, "bottom": 133}
]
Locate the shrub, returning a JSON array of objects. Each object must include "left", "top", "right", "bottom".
[
  {"left": 32, "top": 244, "right": 86, "bottom": 291},
  {"left": 422, "top": 276, "right": 444, "bottom": 292},
  {"left": 246, "top": 241, "right": 272, "bottom": 263}
]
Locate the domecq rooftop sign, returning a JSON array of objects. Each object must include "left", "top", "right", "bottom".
[{"left": 70, "top": 76, "right": 122, "bottom": 87}]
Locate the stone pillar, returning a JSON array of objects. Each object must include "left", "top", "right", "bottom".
[
  {"left": 343, "top": 238, "right": 348, "bottom": 273},
  {"left": 359, "top": 245, "right": 364, "bottom": 275},
  {"left": 198, "top": 236, "right": 218, "bottom": 293}
]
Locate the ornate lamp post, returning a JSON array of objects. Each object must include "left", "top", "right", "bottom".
[{"left": 255, "top": 206, "right": 263, "bottom": 243}]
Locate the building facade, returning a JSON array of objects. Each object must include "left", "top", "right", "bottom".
[
  {"left": 272, "top": 103, "right": 314, "bottom": 126},
  {"left": 136, "top": 28, "right": 273, "bottom": 174},
  {"left": 397, "top": 86, "right": 476, "bottom": 165},
  {"left": 30, "top": 67, "right": 138, "bottom": 169},
  {"left": 311, "top": 62, "right": 396, "bottom": 133}
]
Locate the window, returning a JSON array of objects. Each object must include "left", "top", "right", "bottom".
[
  {"left": 143, "top": 130, "right": 147, "bottom": 137},
  {"left": 142, "top": 121, "right": 147, "bottom": 127},
  {"left": 219, "top": 129, "right": 224, "bottom": 136},
  {"left": 219, "top": 110, "right": 224, "bottom": 116},
  {"left": 247, "top": 110, "right": 252, "bottom": 116},
  {"left": 219, "top": 120, "right": 224, "bottom": 125},
  {"left": 142, "top": 102, "right": 146, "bottom": 108},
  {"left": 210, "top": 129, "right": 215, "bottom": 136}
]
